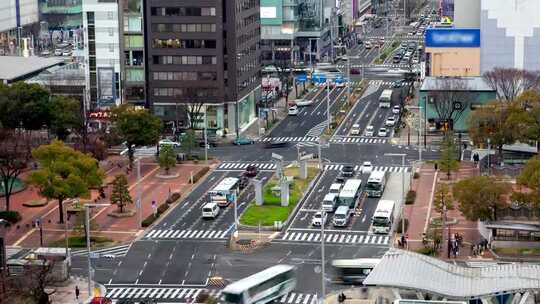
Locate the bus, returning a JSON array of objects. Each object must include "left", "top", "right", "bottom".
[
  {"left": 208, "top": 177, "right": 240, "bottom": 207},
  {"left": 365, "top": 171, "right": 388, "bottom": 198},
  {"left": 338, "top": 179, "right": 362, "bottom": 210},
  {"left": 379, "top": 89, "right": 393, "bottom": 108},
  {"left": 331, "top": 258, "right": 381, "bottom": 284},
  {"left": 221, "top": 265, "right": 297, "bottom": 304},
  {"left": 372, "top": 200, "right": 395, "bottom": 234}
]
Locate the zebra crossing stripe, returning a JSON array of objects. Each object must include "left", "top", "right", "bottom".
[
  {"left": 156, "top": 288, "right": 167, "bottom": 298},
  {"left": 296, "top": 293, "right": 304, "bottom": 304},
  {"left": 149, "top": 288, "right": 160, "bottom": 298},
  {"left": 119, "top": 289, "right": 130, "bottom": 298},
  {"left": 192, "top": 289, "right": 202, "bottom": 300},
  {"left": 185, "top": 289, "right": 195, "bottom": 298},
  {"left": 351, "top": 235, "right": 357, "bottom": 243},
  {"left": 288, "top": 293, "right": 296, "bottom": 304},
  {"left": 283, "top": 232, "right": 289, "bottom": 240},
  {"left": 146, "top": 230, "right": 157, "bottom": 238},
  {"left": 134, "top": 288, "right": 146, "bottom": 298},
  {"left": 170, "top": 289, "right": 180, "bottom": 298},
  {"left": 195, "top": 230, "right": 205, "bottom": 238},
  {"left": 281, "top": 294, "right": 288, "bottom": 302},
  {"left": 307, "top": 234, "right": 314, "bottom": 241},
  {"left": 358, "top": 235, "right": 364, "bottom": 243},
  {"left": 163, "top": 288, "right": 173, "bottom": 298},
  {"left": 141, "top": 288, "right": 152, "bottom": 298},
  {"left": 164, "top": 230, "right": 174, "bottom": 238},
  {"left": 313, "top": 234, "right": 320, "bottom": 241},
  {"left": 177, "top": 289, "right": 188, "bottom": 298},
  {"left": 332, "top": 234, "right": 339, "bottom": 242},
  {"left": 338, "top": 234, "right": 346, "bottom": 243},
  {"left": 303, "top": 294, "right": 311, "bottom": 304},
  {"left": 371, "top": 236, "right": 378, "bottom": 244}
]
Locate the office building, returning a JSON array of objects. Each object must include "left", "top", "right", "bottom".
[
  {"left": 144, "top": 0, "right": 261, "bottom": 136},
  {"left": 480, "top": 0, "right": 540, "bottom": 72},
  {"left": 39, "top": 0, "right": 83, "bottom": 30},
  {"left": 0, "top": 0, "right": 39, "bottom": 55},
  {"left": 371, "top": 0, "right": 388, "bottom": 16},
  {"left": 82, "top": 0, "right": 122, "bottom": 110},
  {"left": 339, "top": 0, "right": 371, "bottom": 29},
  {"left": 453, "top": 0, "right": 479, "bottom": 28}
]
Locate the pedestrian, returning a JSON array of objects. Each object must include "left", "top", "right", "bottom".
[
  {"left": 463, "top": 142, "right": 467, "bottom": 150},
  {"left": 75, "top": 286, "right": 80, "bottom": 300},
  {"left": 434, "top": 162, "right": 438, "bottom": 171}
]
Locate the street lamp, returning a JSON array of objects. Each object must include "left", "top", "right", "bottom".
[
  {"left": 320, "top": 208, "right": 326, "bottom": 304},
  {"left": 408, "top": 105, "right": 424, "bottom": 162},
  {"left": 384, "top": 153, "right": 407, "bottom": 243},
  {"left": 84, "top": 203, "right": 110, "bottom": 298}
]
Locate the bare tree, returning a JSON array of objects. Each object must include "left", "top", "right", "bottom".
[
  {"left": 0, "top": 128, "right": 31, "bottom": 212},
  {"left": 483, "top": 68, "right": 540, "bottom": 102},
  {"left": 429, "top": 78, "right": 473, "bottom": 131},
  {"left": 3, "top": 257, "right": 57, "bottom": 304}
]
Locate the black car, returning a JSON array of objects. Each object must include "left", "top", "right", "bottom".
[
  {"left": 335, "top": 175, "right": 346, "bottom": 184},
  {"left": 264, "top": 141, "right": 290, "bottom": 149},
  {"left": 341, "top": 164, "right": 355, "bottom": 178},
  {"left": 244, "top": 165, "right": 259, "bottom": 177},
  {"left": 198, "top": 137, "right": 218, "bottom": 147}
]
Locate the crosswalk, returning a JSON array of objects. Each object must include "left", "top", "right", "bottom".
[
  {"left": 145, "top": 229, "right": 229, "bottom": 240},
  {"left": 306, "top": 121, "right": 327, "bottom": 138},
  {"left": 71, "top": 244, "right": 131, "bottom": 259},
  {"left": 217, "top": 162, "right": 276, "bottom": 171},
  {"left": 336, "top": 64, "right": 411, "bottom": 69},
  {"left": 324, "top": 164, "right": 410, "bottom": 173},
  {"left": 280, "top": 231, "right": 390, "bottom": 246},
  {"left": 106, "top": 286, "right": 318, "bottom": 304},
  {"left": 368, "top": 80, "right": 413, "bottom": 86},
  {"left": 330, "top": 137, "right": 387, "bottom": 144},
  {"left": 259, "top": 136, "right": 319, "bottom": 143}
]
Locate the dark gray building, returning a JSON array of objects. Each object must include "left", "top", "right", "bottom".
[{"left": 144, "top": 0, "right": 261, "bottom": 136}]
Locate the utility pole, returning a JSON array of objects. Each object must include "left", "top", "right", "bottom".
[
  {"left": 137, "top": 158, "right": 142, "bottom": 229},
  {"left": 326, "top": 79, "right": 331, "bottom": 131},
  {"left": 320, "top": 209, "right": 326, "bottom": 303},
  {"left": 204, "top": 108, "right": 208, "bottom": 163}
]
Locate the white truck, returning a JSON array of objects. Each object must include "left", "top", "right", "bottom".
[
  {"left": 372, "top": 200, "right": 395, "bottom": 234},
  {"left": 379, "top": 89, "right": 393, "bottom": 108}
]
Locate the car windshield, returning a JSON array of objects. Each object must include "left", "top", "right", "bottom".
[
  {"left": 363, "top": 163, "right": 372, "bottom": 167},
  {"left": 314, "top": 213, "right": 322, "bottom": 219},
  {"left": 203, "top": 208, "right": 212, "bottom": 212},
  {"left": 367, "top": 126, "right": 373, "bottom": 130},
  {"left": 335, "top": 213, "right": 346, "bottom": 219}
]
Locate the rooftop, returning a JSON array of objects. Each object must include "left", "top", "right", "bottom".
[
  {"left": 363, "top": 248, "right": 540, "bottom": 299},
  {"left": 0, "top": 56, "right": 66, "bottom": 83},
  {"left": 420, "top": 76, "right": 495, "bottom": 92}
]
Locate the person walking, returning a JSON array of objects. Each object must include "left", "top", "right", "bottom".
[{"left": 75, "top": 286, "right": 80, "bottom": 300}]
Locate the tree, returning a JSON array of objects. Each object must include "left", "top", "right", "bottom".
[
  {"left": 483, "top": 68, "right": 540, "bottom": 102},
  {"left": 506, "top": 90, "right": 540, "bottom": 145},
  {"left": 186, "top": 102, "right": 205, "bottom": 131},
  {"left": 514, "top": 156, "right": 540, "bottom": 208},
  {"left": 110, "top": 174, "right": 133, "bottom": 213},
  {"left": 453, "top": 176, "right": 510, "bottom": 221},
  {"left": 429, "top": 78, "right": 473, "bottom": 132},
  {"left": 0, "top": 128, "right": 29, "bottom": 211},
  {"left": 180, "top": 130, "right": 198, "bottom": 159},
  {"left": 433, "top": 184, "right": 454, "bottom": 219},
  {"left": 3, "top": 256, "right": 57, "bottom": 304},
  {"left": 28, "top": 140, "right": 104, "bottom": 223},
  {"left": 437, "top": 134, "right": 459, "bottom": 179},
  {"left": 111, "top": 104, "right": 163, "bottom": 167},
  {"left": 158, "top": 145, "right": 176, "bottom": 175},
  {"left": 48, "top": 95, "right": 82, "bottom": 141}
]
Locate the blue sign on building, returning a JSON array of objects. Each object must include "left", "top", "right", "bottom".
[
  {"left": 296, "top": 74, "right": 307, "bottom": 83},
  {"left": 425, "top": 28, "right": 481, "bottom": 48},
  {"left": 312, "top": 74, "right": 327, "bottom": 84}
]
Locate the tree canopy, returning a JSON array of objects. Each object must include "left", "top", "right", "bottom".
[
  {"left": 110, "top": 174, "right": 133, "bottom": 213},
  {"left": 158, "top": 145, "right": 176, "bottom": 175},
  {"left": 514, "top": 156, "right": 540, "bottom": 208},
  {"left": 437, "top": 134, "right": 460, "bottom": 179},
  {"left": 453, "top": 176, "right": 510, "bottom": 221},
  {"left": 28, "top": 140, "right": 104, "bottom": 223}
]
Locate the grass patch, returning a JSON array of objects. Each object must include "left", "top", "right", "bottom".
[
  {"left": 494, "top": 247, "right": 540, "bottom": 256},
  {"left": 240, "top": 167, "right": 319, "bottom": 226},
  {"left": 22, "top": 200, "right": 48, "bottom": 208},
  {"left": 50, "top": 236, "right": 114, "bottom": 248}
]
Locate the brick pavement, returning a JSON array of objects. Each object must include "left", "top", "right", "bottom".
[{"left": 4, "top": 156, "right": 215, "bottom": 247}]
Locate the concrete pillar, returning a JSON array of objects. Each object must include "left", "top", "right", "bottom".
[
  {"left": 300, "top": 160, "right": 308, "bottom": 179},
  {"left": 254, "top": 179, "right": 263, "bottom": 206},
  {"left": 280, "top": 178, "right": 289, "bottom": 207},
  {"left": 227, "top": 103, "right": 236, "bottom": 136}
]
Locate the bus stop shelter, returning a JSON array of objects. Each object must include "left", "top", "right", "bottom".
[{"left": 363, "top": 249, "right": 540, "bottom": 302}]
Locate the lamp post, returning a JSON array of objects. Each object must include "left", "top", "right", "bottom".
[
  {"left": 85, "top": 203, "right": 110, "bottom": 297},
  {"left": 408, "top": 105, "right": 424, "bottom": 162},
  {"left": 320, "top": 209, "right": 326, "bottom": 304},
  {"left": 385, "top": 153, "right": 406, "bottom": 238},
  {"left": 136, "top": 158, "right": 142, "bottom": 229}
]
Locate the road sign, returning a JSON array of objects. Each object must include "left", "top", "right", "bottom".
[
  {"left": 296, "top": 74, "right": 307, "bottom": 82},
  {"left": 89, "top": 252, "right": 99, "bottom": 259},
  {"left": 312, "top": 74, "right": 327, "bottom": 84}
]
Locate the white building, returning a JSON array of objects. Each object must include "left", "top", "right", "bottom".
[
  {"left": 82, "top": 0, "right": 121, "bottom": 110},
  {"left": 0, "top": 0, "right": 39, "bottom": 55}
]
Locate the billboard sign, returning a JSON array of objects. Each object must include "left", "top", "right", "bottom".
[
  {"left": 97, "top": 67, "right": 116, "bottom": 108},
  {"left": 261, "top": 0, "right": 283, "bottom": 25},
  {"left": 425, "top": 28, "right": 480, "bottom": 48}
]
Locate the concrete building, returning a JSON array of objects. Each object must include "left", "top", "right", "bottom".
[
  {"left": 339, "top": 0, "right": 371, "bottom": 30},
  {"left": 82, "top": 0, "right": 122, "bottom": 110},
  {"left": 453, "top": 0, "right": 479, "bottom": 28},
  {"left": 0, "top": 0, "right": 39, "bottom": 55},
  {"left": 39, "top": 0, "right": 83, "bottom": 30},
  {"left": 144, "top": 0, "right": 261, "bottom": 136},
  {"left": 371, "top": 0, "right": 389, "bottom": 16},
  {"left": 480, "top": 0, "right": 540, "bottom": 72}
]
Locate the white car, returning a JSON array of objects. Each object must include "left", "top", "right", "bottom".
[
  {"left": 361, "top": 161, "right": 373, "bottom": 175},
  {"left": 312, "top": 211, "right": 328, "bottom": 227},
  {"left": 295, "top": 99, "right": 314, "bottom": 106},
  {"left": 392, "top": 105, "right": 401, "bottom": 114},
  {"left": 288, "top": 105, "right": 299, "bottom": 116},
  {"left": 54, "top": 49, "right": 63, "bottom": 56},
  {"left": 385, "top": 116, "right": 396, "bottom": 127},
  {"left": 378, "top": 128, "right": 388, "bottom": 137},
  {"left": 336, "top": 82, "right": 346, "bottom": 88},
  {"left": 365, "top": 125, "right": 374, "bottom": 137},
  {"left": 159, "top": 139, "right": 181, "bottom": 148},
  {"left": 350, "top": 124, "right": 361, "bottom": 135}
]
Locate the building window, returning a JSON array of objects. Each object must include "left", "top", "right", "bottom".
[
  {"left": 151, "top": 23, "right": 216, "bottom": 33},
  {"left": 109, "top": 43, "right": 115, "bottom": 52},
  {"left": 107, "top": 11, "right": 114, "bottom": 19},
  {"left": 150, "top": 7, "right": 216, "bottom": 17},
  {"left": 152, "top": 55, "right": 217, "bottom": 65},
  {"left": 152, "top": 39, "right": 216, "bottom": 49},
  {"left": 108, "top": 28, "right": 114, "bottom": 36}
]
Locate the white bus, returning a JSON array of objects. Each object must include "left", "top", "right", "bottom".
[
  {"left": 338, "top": 179, "right": 362, "bottom": 210},
  {"left": 372, "top": 200, "right": 395, "bottom": 234},
  {"left": 365, "top": 171, "right": 388, "bottom": 198},
  {"left": 221, "top": 265, "right": 297, "bottom": 304},
  {"left": 331, "top": 258, "right": 381, "bottom": 284},
  {"left": 379, "top": 89, "right": 393, "bottom": 108},
  {"left": 208, "top": 177, "right": 240, "bottom": 207}
]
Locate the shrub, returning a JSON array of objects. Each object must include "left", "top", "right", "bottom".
[
  {"left": 405, "top": 190, "right": 416, "bottom": 205},
  {"left": 141, "top": 215, "right": 156, "bottom": 227},
  {"left": 166, "top": 192, "right": 181, "bottom": 204},
  {"left": 395, "top": 218, "right": 409, "bottom": 234},
  {"left": 413, "top": 172, "right": 420, "bottom": 179},
  {"left": 0, "top": 211, "right": 21, "bottom": 224},
  {"left": 192, "top": 166, "right": 210, "bottom": 183},
  {"left": 417, "top": 246, "right": 437, "bottom": 256},
  {"left": 157, "top": 203, "right": 169, "bottom": 214}
]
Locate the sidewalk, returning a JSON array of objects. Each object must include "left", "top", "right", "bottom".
[{"left": 48, "top": 276, "right": 105, "bottom": 304}]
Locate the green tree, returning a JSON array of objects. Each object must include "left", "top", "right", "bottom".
[
  {"left": 453, "top": 176, "right": 510, "bottom": 221},
  {"left": 506, "top": 90, "right": 540, "bottom": 145},
  {"left": 181, "top": 130, "right": 198, "bottom": 159},
  {"left": 158, "top": 145, "right": 176, "bottom": 175},
  {"left": 110, "top": 174, "right": 133, "bottom": 213},
  {"left": 28, "top": 140, "right": 105, "bottom": 223},
  {"left": 111, "top": 104, "right": 162, "bottom": 167},
  {"left": 433, "top": 183, "right": 455, "bottom": 220},
  {"left": 514, "top": 156, "right": 540, "bottom": 208},
  {"left": 48, "top": 95, "right": 82, "bottom": 141},
  {"left": 437, "top": 134, "right": 460, "bottom": 179}
]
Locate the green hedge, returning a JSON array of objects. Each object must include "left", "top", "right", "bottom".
[
  {"left": 192, "top": 166, "right": 210, "bottom": 183},
  {"left": 0, "top": 211, "right": 21, "bottom": 224},
  {"left": 166, "top": 192, "right": 181, "bottom": 204},
  {"left": 405, "top": 190, "right": 416, "bottom": 205},
  {"left": 141, "top": 201, "right": 171, "bottom": 227}
]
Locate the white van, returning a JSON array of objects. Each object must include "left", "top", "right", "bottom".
[
  {"left": 350, "top": 124, "right": 361, "bottom": 135},
  {"left": 322, "top": 193, "right": 338, "bottom": 212},
  {"left": 333, "top": 206, "right": 351, "bottom": 227},
  {"left": 202, "top": 202, "right": 220, "bottom": 219},
  {"left": 329, "top": 183, "right": 342, "bottom": 195}
]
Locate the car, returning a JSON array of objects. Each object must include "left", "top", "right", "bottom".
[
  {"left": 311, "top": 211, "right": 328, "bottom": 227},
  {"left": 365, "top": 125, "right": 374, "bottom": 137},
  {"left": 335, "top": 82, "right": 345, "bottom": 88},
  {"left": 385, "top": 116, "right": 396, "bottom": 127},
  {"left": 416, "top": 31, "right": 423, "bottom": 36},
  {"left": 392, "top": 56, "right": 401, "bottom": 63},
  {"left": 392, "top": 105, "right": 401, "bottom": 114},
  {"left": 202, "top": 202, "right": 220, "bottom": 219},
  {"left": 360, "top": 161, "right": 373, "bottom": 175},
  {"left": 159, "top": 139, "right": 181, "bottom": 149},
  {"left": 350, "top": 68, "right": 360, "bottom": 75},
  {"left": 288, "top": 105, "right": 299, "bottom": 116},
  {"left": 378, "top": 128, "right": 388, "bottom": 137},
  {"left": 234, "top": 137, "right": 254, "bottom": 145},
  {"left": 350, "top": 124, "right": 361, "bottom": 135},
  {"left": 364, "top": 41, "right": 372, "bottom": 49},
  {"left": 40, "top": 50, "right": 51, "bottom": 57},
  {"left": 264, "top": 141, "right": 290, "bottom": 149},
  {"left": 295, "top": 99, "right": 314, "bottom": 106},
  {"left": 53, "top": 49, "right": 63, "bottom": 56},
  {"left": 244, "top": 165, "right": 259, "bottom": 177},
  {"left": 62, "top": 50, "right": 72, "bottom": 56},
  {"left": 198, "top": 137, "right": 218, "bottom": 147},
  {"left": 341, "top": 164, "right": 355, "bottom": 177},
  {"left": 334, "top": 175, "right": 346, "bottom": 184},
  {"left": 391, "top": 80, "right": 404, "bottom": 88}
]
